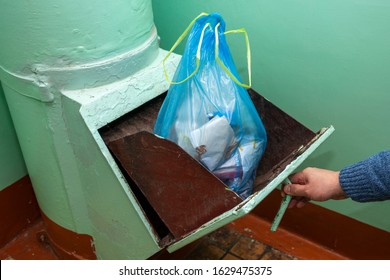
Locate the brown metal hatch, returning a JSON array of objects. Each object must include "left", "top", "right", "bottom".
[{"left": 99, "top": 89, "right": 324, "bottom": 246}]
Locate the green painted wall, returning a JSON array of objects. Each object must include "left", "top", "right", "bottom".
[
  {"left": 152, "top": 0, "right": 390, "bottom": 231},
  {"left": 0, "top": 82, "right": 27, "bottom": 190}
]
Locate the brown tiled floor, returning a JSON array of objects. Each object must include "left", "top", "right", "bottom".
[
  {"left": 177, "top": 226, "right": 296, "bottom": 260},
  {"left": 155, "top": 210, "right": 347, "bottom": 260}
]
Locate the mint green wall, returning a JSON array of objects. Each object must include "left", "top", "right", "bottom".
[
  {"left": 152, "top": 0, "right": 390, "bottom": 231},
  {"left": 0, "top": 82, "right": 27, "bottom": 190}
]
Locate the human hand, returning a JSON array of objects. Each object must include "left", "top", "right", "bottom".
[{"left": 282, "top": 167, "right": 347, "bottom": 208}]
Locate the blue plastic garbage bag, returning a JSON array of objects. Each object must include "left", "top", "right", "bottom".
[{"left": 154, "top": 13, "right": 267, "bottom": 199}]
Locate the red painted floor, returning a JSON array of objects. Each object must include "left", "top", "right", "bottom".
[
  {"left": 1, "top": 211, "right": 350, "bottom": 260},
  {"left": 0, "top": 219, "right": 58, "bottom": 260}
]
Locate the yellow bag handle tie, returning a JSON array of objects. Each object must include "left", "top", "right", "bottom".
[
  {"left": 163, "top": 13, "right": 252, "bottom": 89},
  {"left": 215, "top": 23, "right": 252, "bottom": 89},
  {"left": 162, "top": 12, "right": 209, "bottom": 85}
]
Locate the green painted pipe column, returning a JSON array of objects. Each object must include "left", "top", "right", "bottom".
[
  {"left": 0, "top": 83, "right": 26, "bottom": 191},
  {"left": 0, "top": 0, "right": 155, "bottom": 71},
  {"left": 0, "top": 0, "right": 179, "bottom": 259}
]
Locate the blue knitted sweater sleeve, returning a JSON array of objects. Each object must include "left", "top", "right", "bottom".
[{"left": 339, "top": 150, "right": 390, "bottom": 202}]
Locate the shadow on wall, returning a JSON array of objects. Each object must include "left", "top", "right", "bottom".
[{"left": 0, "top": 82, "right": 27, "bottom": 190}]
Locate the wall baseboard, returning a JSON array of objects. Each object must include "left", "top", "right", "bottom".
[
  {"left": 0, "top": 175, "right": 96, "bottom": 259},
  {"left": 1, "top": 176, "right": 388, "bottom": 259},
  {"left": 0, "top": 176, "right": 40, "bottom": 247},
  {"left": 246, "top": 190, "right": 390, "bottom": 260}
]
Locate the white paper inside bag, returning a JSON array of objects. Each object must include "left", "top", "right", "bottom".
[{"left": 189, "top": 116, "right": 236, "bottom": 171}]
